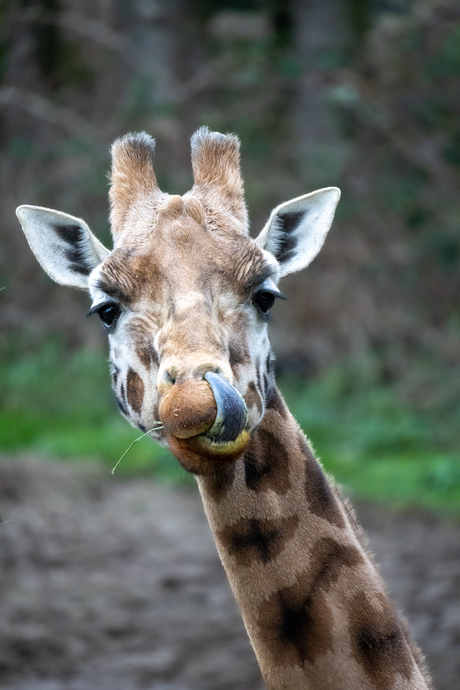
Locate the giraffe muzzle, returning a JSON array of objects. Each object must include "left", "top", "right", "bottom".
[{"left": 158, "top": 373, "right": 247, "bottom": 446}]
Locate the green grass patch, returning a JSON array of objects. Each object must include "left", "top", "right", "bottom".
[
  {"left": 0, "top": 338, "right": 190, "bottom": 485},
  {"left": 1, "top": 339, "right": 459, "bottom": 510},
  {"left": 279, "top": 361, "right": 460, "bottom": 513}
]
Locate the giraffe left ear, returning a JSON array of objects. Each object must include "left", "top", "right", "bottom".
[
  {"left": 255, "top": 187, "right": 341, "bottom": 278},
  {"left": 16, "top": 205, "right": 110, "bottom": 290}
]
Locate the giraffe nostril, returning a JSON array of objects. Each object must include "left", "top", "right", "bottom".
[
  {"left": 157, "top": 366, "right": 178, "bottom": 397},
  {"left": 201, "top": 369, "right": 220, "bottom": 381},
  {"left": 158, "top": 362, "right": 231, "bottom": 395},
  {"left": 163, "top": 367, "right": 177, "bottom": 386},
  {"left": 196, "top": 363, "right": 224, "bottom": 381}
]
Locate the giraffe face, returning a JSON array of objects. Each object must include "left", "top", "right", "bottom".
[
  {"left": 87, "top": 196, "right": 280, "bottom": 473},
  {"left": 16, "top": 128, "right": 340, "bottom": 475}
]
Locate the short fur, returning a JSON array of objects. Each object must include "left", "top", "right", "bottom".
[
  {"left": 190, "top": 126, "right": 248, "bottom": 230},
  {"left": 109, "top": 132, "right": 166, "bottom": 242}
]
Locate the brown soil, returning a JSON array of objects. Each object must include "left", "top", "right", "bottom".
[{"left": 0, "top": 457, "right": 459, "bottom": 690}]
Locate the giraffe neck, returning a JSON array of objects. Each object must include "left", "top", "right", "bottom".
[{"left": 196, "top": 388, "right": 430, "bottom": 690}]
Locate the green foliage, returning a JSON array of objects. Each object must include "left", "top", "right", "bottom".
[
  {"left": 0, "top": 339, "right": 189, "bottom": 485},
  {"left": 279, "top": 358, "right": 460, "bottom": 513},
  {"left": 429, "top": 24, "right": 460, "bottom": 78}
]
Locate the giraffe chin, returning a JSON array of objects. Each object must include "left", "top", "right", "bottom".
[{"left": 167, "top": 430, "right": 250, "bottom": 475}]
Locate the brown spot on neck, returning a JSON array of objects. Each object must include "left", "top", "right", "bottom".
[
  {"left": 349, "top": 591, "right": 414, "bottom": 689},
  {"left": 265, "top": 386, "right": 288, "bottom": 418},
  {"left": 243, "top": 426, "right": 291, "bottom": 496},
  {"left": 198, "top": 465, "right": 236, "bottom": 502},
  {"left": 216, "top": 514, "right": 299, "bottom": 567},
  {"left": 256, "top": 538, "right": 363, "bottom": 668},
  {"left": 241, "top": 389, "right": 297, "bottom": 495},
  {"left": 299, "top": 434, "right": 346, "bottom": 529},
  {"left": 259, "top": 588, "right": 333, "bottom": 670}
]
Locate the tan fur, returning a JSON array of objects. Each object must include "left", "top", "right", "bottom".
[
  {"left": 190, "top": 127, "right": 248, "bottom": 230},
  {"left": 110, "top": 132, "right": 165, "bottom": 239}
]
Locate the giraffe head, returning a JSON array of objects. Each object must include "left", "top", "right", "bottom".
[{"left": 16, "top": 128, "right": 340, "bottom": 475}]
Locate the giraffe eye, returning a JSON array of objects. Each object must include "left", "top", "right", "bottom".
[
  {"left": 251, "top": 278, "right": 285, "bottom": 319},
  {"left": 96, "top": 303, "right": 121, "bottom": 327},
  {"left": 253, "top": 290, "right": 276, "bottom": 314}
]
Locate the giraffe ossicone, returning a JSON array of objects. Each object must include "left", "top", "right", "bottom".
[{"left": 16, "top": 127, "right": 431, "bottom": 689}]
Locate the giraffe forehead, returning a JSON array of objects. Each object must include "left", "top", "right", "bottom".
[{"left": 96, "top": 227, "right": 271, "bottom": 305}]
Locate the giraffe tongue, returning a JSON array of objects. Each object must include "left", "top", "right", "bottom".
[
  {"left": 158, "top": 374, "right": 247, "bottom": 444},
  {"left": 203, "top": 372, "right": 248, "bottom": 444}
]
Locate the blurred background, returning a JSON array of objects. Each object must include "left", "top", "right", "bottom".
[{"left": 0, "top": 0, "right": 459, "bottom": 688}]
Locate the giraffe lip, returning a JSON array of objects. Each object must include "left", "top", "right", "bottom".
[
  {"left": 203, "top": 372, "right": 248, "bottom": 444},
  {"left": 194, "top": 430, "right": 250, "bottom": 456}
]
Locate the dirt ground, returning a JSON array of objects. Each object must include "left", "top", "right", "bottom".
[{"left": 0, "top": 457, "right": 459, "bottom": 690}]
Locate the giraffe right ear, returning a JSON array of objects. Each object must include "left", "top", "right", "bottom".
[
  {"left": 256, "top": 187, "right": 341, "bottom": 278},
  {"left": 16, "top": 205, "right": 110, "bottom": 290}
]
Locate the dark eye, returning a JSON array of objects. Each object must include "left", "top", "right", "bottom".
[
  {"left": 96, "top": 303, "right": 121, "bottom": 327},
  {"left": 252, "top": 290, "right": 276, "bottom": 314}
]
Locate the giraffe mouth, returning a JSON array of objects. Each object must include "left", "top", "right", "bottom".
[
  {"left": 159, "top": 373, "right": 249, "bottom": 472},
  {"left": 189, "top": 430, "right": 250, "bottom": 460},
  {"left": 192, "top": 372, "right": 249, "bottom": 458}
]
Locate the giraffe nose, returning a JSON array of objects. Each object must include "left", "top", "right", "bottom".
[
  {"left": 158, "top": 369, "right": 247, "bottom": 443},
  {"left": 158, "top": 361, "right": 228, "bottom": 392},
  {"left": 158, "top": 379, "right": 218, "bottom": 439}
]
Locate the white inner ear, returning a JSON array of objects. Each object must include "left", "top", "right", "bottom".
[
  {"left": 256, "top": 187, "right": 341, "bottom": 278},
  {"left": 16, "top": 205, "right": 110, "bottom": 290}
]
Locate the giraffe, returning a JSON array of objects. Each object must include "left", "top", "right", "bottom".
[{"left": 16, "top": 128, "right": 432, "bottom": 690}]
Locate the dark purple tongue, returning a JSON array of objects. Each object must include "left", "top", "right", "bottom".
[{"left": 204, "top": 372, "right": 248, "bottom": 443}]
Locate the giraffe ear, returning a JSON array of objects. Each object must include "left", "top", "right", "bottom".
[
  {"left": 16, "top": 205, "right": 110, "bottom": 290},
  {"left": 255, "top": 187, "right": 341, "bottom": 278}
]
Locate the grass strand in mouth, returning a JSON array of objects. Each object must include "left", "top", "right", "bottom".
[{"left": 112, "top": 424, "right": 164, "bottom": 474}]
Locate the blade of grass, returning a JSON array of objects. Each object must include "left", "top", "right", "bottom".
[{"left": 112, "top": 424, "right": 164, "bottom": 474}]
